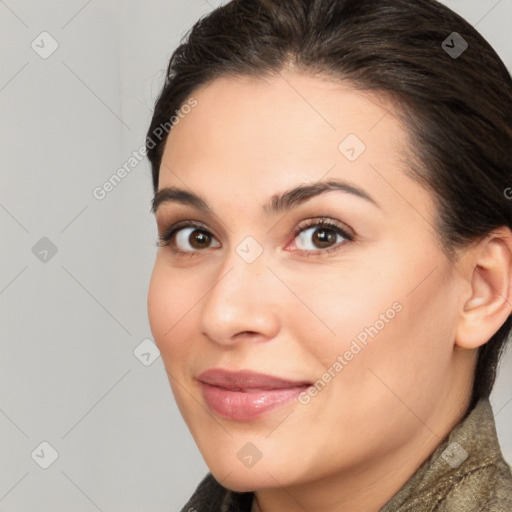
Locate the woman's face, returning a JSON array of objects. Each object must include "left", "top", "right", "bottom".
[{"left": 147, "top": 71, "right": 471, "bottom": 492}]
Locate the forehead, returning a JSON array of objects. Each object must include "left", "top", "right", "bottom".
[
  {"left": 158, "top": 71, "right": 433, "bottom": 223},
  {"left": 163, "top": 72, "right": 403, "bottom": 163}
]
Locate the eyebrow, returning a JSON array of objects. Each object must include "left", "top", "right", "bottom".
[{"left": 151, "top": 178, "right": 382, "bottom": 215}]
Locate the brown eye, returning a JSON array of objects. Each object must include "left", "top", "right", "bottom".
[
  {"left": 295, "top": 225, "right": 346, "bottom": 251},
  {"left": 313, "top": 228, "right": 338, "bottom": 248},
  {"left": 174, "top": 227, "right": 220, "bottom": 252}
]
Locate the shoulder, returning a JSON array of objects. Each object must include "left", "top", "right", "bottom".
[
  {"left": 397, "top": 458, "right": 512, "bottom": 511},
  {"left": 434, "top": 399, "right": 512, "bottom": 511},
  {"left": 382, "top": 398, "right": 512, "bottom": 511},
  {"left": 437, "top": 460, "right": 512, "bottom": 511}
]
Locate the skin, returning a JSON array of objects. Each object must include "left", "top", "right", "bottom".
[{"left": 147, "top": 70, "right": 512, "bottom": 512}]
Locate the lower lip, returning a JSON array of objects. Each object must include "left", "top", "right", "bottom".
[{"left": 200, "top": 382, "right": 307, "bottom": 420}]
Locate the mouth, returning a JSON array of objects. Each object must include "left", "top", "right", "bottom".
[{"left": 197, "top": 369, "right": 312, "bottom": 421}]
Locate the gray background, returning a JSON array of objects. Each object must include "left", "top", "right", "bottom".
[{"left": 1, "top": 1, "right": 511, "bottom": 510}]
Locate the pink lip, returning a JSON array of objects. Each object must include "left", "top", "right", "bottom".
[{"left": 197, "top": 369, "right": 311, "bottom": 420}]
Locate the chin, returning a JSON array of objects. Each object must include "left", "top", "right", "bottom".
[
  {"left": 191, "top": 423, "right": 313, "bottom": 493},
  {"left": 210, "top": 465, "right": 281, "bottom": 493}
]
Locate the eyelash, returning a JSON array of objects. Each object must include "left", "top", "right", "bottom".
[{"left": 156, "top": 217, "right": 354, "bottom": 258}]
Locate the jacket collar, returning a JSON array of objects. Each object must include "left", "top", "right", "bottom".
[{"left": 380, "top": 397, "right": 512, "bottom": 511}]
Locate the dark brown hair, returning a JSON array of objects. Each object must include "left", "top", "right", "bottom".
[{"left": 146, "top": 0, "right": 512, "bottom": 411}]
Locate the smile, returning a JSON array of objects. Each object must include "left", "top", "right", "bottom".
[{"left": 197, "top": 369, "right": 311, "bottom": 420}]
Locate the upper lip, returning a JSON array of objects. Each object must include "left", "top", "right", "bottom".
[{"left": 197, "top": 369, "right": 311, "bottom": 390}]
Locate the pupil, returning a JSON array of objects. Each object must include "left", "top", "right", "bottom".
[
  {"left": 314, "top": 228, "right": 335, "bottom": 248},
  {"left": 191, "top": 230, "right": 209, "bottom": 249}
]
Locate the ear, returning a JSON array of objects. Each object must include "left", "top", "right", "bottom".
[{"left": 455, "top": 227, "right": 512, "bottom": 350}]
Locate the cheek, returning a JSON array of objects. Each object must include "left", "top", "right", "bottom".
[
  {"left": 147, "top": 260, "right": 198, "bottom": 359},
  {"left": 313, "top": 252, "right": 456, "bottom": 424},
  {"left": 147, "top": 261, "right": 204, "bottom": 423},
  {"left": 281, "top": 260, "right": 399, "bottom": 358},
  {"left": 293, "top": 240, "right": 454, "bottom": 377}
]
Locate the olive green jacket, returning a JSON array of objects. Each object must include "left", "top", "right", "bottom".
[{"left": 180, "top": 398, "right": 512, "bottom": 511}]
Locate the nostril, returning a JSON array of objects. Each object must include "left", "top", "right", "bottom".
[{"left": 233, "top": 331, "right": 267, "bottom": 343}]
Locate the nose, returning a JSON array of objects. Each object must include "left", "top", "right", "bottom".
[{"left": 199, "top": 246, "right": 281, "bottom": 347}]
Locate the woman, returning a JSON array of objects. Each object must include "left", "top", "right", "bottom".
[{"left": 145, "top": 0, "right": 512, "bottom": 510}]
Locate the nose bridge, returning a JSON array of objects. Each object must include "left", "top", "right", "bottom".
[
  {"left": 199, "top": 238, "right": 280, "bottom": 344},
  {"left": 210, "top": 233, "right": 269, "bottom": 301}
]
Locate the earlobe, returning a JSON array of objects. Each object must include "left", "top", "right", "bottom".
[{"left": 455, "top": 228, "right": 512, "bottom": 350}]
